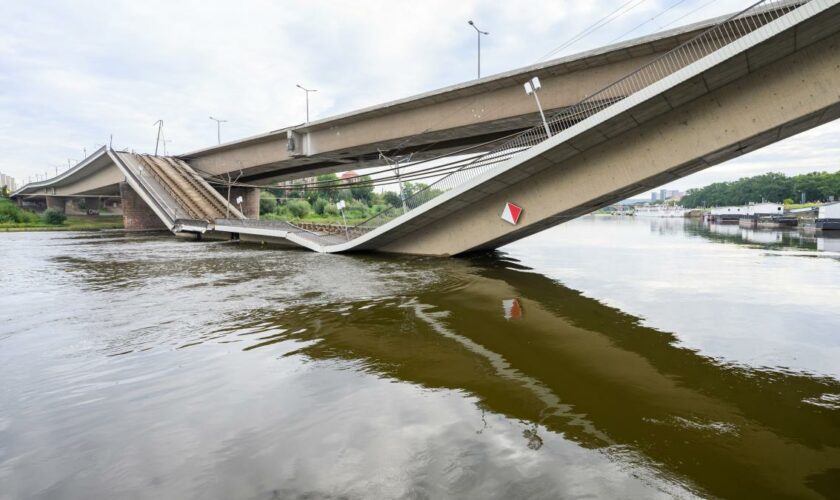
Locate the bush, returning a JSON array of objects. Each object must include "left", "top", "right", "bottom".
[
  {"left": 0, "top": 200, "right": 19, "bottom": 223},
  {"left": 348, "top": 199, "right": 367, "bottom": 212},
  {"left": 259, "top": 191, "right": 277, "bottom": 215},
  {"left": 42, "top": 208, "right": 66, "bottom": 225},
  {"left": 324, "top": 203, "right": 339, "bottom": 216},
  {"left": 0, "top": 199, "right": 39, "bottom": 224},
  {"left": 337, "top": 189, "right": 353, "bottom": 202},
  {"left": 312, "top": 197, "right": 329, "bottom": 215},
  {"left": 286, "top": 199, "right": 311, "bottom": 218},
  {"left": 370, "top": 204, "right": 389, "bottom": 215}
]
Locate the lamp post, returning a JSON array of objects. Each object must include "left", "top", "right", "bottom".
[
  {"left": 296, "top": 84, "right": 317, "bottom": 123},
  {"left": 524, "top": 76, "right": 551, "bottom": 138},
  {"left": 209, "top": 116, "right": 227, "bottom": 145},
  {"left": 153, "top": 120, "right": 163, "bottom": 155},
  {"left": 467, "top": 20, "right": 489, "bottom": 79}
]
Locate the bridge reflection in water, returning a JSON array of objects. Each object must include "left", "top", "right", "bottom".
[{"left": 202, "top": 253, "right": 840, "bottom": 499}]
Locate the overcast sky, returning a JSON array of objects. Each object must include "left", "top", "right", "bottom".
[{"left": 1, "top": 0, "right": 837, "bottom": 193}]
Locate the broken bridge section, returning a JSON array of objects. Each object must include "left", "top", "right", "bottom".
[{"left": 112, "top": 152, "right": 247, "bottom": 233}]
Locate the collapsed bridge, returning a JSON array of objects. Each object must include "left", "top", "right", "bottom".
[{"left": 12, "top": 0, "right": 840, "bottom": 255}]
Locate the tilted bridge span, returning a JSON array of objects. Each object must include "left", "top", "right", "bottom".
[{"left": 12, "top": 0, "right": 840, "bottom": 255}]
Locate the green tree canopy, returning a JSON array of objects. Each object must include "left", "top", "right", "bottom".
[
  {"left": 680, "top": 170, "right": 840, "bottom": 208},
  {"left": 259, "top": 191, "right": 277, "bottom": 215},
  {"left": 350, "top": 175, "right": 374, "bottom": 203}
]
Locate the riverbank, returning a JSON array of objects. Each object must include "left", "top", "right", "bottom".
[
  {"left": 0, "top": 215, "right": 124, "bottom": 232},
  {"left": 0, "top": 198, "right": 124, "bottom": 231}
]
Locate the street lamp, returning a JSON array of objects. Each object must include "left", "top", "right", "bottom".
[
  {"left": 296, "top": 84, "right": 317, "bottom": 123},
  {"left": 467, "top": 20, "right": 489, "bottom": 79},
  {"left": 153, "top": 119, "right": 163, "bottom": 155},
  {"left": 524, "top": 76, "right": 551, "bottom": 138},
  {"left": 209, "top": 116, "right": 227, "bottom": 145}
]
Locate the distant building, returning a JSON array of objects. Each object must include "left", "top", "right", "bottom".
[
  {"left": 340, "top": 171, "right": 360, "bottom": 184},
  {"left": 659, "top": 188, "right": 667, "bottom": 201},
  {"left": 276, "top": 176, "right": 315, "bottom": 193},
  {"left": 0, "top": 172, "right": 17, "bottom": 192},
  {"left": 651, "top": 192, "right": 658, "bottom": 201}
]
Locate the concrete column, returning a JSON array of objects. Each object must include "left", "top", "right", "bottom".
[
  {"left": 45, "top": 196, "right": 68, "bottom": 213},
  {"left": 217, "top": 186, "right": 260, "bottom": 219},
  {"left": 84, "top": 197, "right": 100, "bottom": 215},
  {"left": 120, "top": 182, "right": 167, "bottom": 231}
]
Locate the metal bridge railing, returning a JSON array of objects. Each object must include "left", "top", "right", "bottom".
[
  {"left": 114, "top": 151, "right": 183, "bottom": 224},
  {"left": 352, "top": 0, "right": 808, "bottom": 233}
]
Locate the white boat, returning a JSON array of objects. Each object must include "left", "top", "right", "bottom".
[{"left": 817, "top": 202, "right": 840, "bottom": 230}]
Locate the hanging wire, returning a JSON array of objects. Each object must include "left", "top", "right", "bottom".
[
  {"left": 606, "top": 0, "right": 691, "bottom": 44},
  {"left": 536, "top": 0, "right": 649, "bottom": 62}
]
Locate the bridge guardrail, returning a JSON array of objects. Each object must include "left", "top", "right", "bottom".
[
  {"left": 353, "top": 0, "right": 808, "bottom": 233},
  {"left": 112, "top": 151, "right": 183, "bottom": 225}
]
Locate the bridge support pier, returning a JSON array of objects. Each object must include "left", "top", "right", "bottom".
[
  {"left": 216, "top": 187, "right": 259, "bottom": 219},
  {"left": 120, "top": 182, "right": 166, "bottom": 231},
  {"left": 84, "top": 197, "right": 100, "bottom": 214},
  {"left": 45, "top": 196, "right": 67, "bottom": 213}
]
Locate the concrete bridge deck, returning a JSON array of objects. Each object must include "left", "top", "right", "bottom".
[{"left": 180, "top": 9, "right": 783, "bottom": 184}]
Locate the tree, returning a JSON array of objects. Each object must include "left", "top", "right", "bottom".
[
  {"left": 312, "top": 197, "right": 329, "bottom": 215},
  {"left": 402, "top": 182, "right": 444, "bottom": 206},
  {"left": 382, "top": 191, "right": 402, "bottom": 208},
  {"left": 286, "top": 199, "right": 311, "bottom": 218},
  {"left": 679, "top": 170, "right": 840, "bottom": 208},
  {"left": 259, "top": 191, "right": 277, "bottom": 215},
  {"left": 315, "top": 173, "right": 339, "bottom": 200},
  {"left": 350, "top": 175, "right": 374, "bottom": 203}
]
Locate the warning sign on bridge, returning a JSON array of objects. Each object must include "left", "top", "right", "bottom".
[{"left": 500, "top": 202, "right": 522, "bottom": 225}]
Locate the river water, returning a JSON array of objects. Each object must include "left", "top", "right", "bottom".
[{"left": 1, "top": 217, "right": 839, "bottom": 499}]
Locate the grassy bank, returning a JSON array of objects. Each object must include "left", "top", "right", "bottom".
[
  {"left": 0, "top": 215, "right": 124, "bottom": 232},
  {"left": 0, "top": 199, "right": 124, "bottom": 231}
]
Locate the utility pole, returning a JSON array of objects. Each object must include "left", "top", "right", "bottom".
[
  {"left": 296, "top": 84, "right": 317, "bottom": 123},
  {"left": 379, "top": 150, "right": 412, "bottom": 212},
  {"left": 209, "top": 116, "right": 227, "bottom": 145},
  {"left": 153, "top": 120, "right": 163, "bottom": 155},
  {"left": 468, "top": 20, "right": 489, "bottom": 79},
  {"left": 224, "top": 169, "right": 243, "bottom": 219}
]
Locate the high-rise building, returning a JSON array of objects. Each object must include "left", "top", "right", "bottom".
[
  {"left": 651, "top": 192, "right": 658, "bottom": 201},
  {"left": 0, "top": 172, "right": 17, "bottom": 192},
  {"left": 659, "top": 188, "right": 667, "bottom": 201}
]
